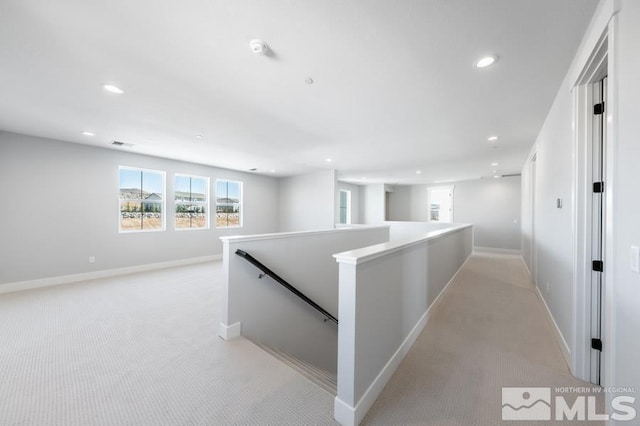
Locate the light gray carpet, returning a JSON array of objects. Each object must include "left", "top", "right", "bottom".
[
  {"left": 0, "top": 254, "right": 602, "bottom": 425},
  {"left": 0, "top": 262, "right": 337, "bottom": 426},
  {"left": 362, "top": 253, "right": 603, "bottom": 426}
]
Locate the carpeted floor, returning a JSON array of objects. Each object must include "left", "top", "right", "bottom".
[
  {"left": 0, "top": 262, "right": 337, "bottom": 426},
  {"left": 0, "top": 253, "right": 602, "bottom": 425},
  {"left": 362, "top": 252, "right": 603, "bottom": 426}
]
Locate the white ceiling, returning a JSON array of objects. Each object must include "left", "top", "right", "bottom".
[{"left": 0, "top": 0, "right": 599, "bottom": 185}]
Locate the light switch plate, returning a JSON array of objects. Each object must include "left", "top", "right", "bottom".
[{"left": 631, "top": 246, "right": 640, "bottom": 273}]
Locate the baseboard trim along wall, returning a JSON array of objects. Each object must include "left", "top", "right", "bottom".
[
  {"left": 218, "top": 322, "right": 242, "bottom": 340},
  {"left": 0, "top": 254, "right": 222, "bottom": 295},
  {"left": 334, "top": 255, "right": 472, "bottom": 426},
  {"left": 535, "top": 285, "right": 572, "bottom": 368},
  {"left": 473, "top": 246, "right": 522, "bottom": 256}
]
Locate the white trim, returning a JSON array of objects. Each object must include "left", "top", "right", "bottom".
[
  {"left": 333, "top": 224, "right": 472, "bottom": 265},
  {"left": 220, "top": 225, "right": 389, "bottom": 244},
  {"left": 569, "top": 1, "right": 619, "bottom": 385},
  {"left": 536, "top": 285, "right": 571, "bottom": 368},
  {"left": 218, "top": 322, "right": 242, "bottom": 340},
  {"left": 334, "top": 254, "right": 471, "bottom": 426},
  {"left": 473, "top": 246, "right": 522, "bottom": 256},
  {"left": 0, "top": 254, "right": 221, "bottom": 295}
]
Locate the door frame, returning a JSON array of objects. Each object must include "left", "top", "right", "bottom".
[
  {"left": 427, "top": 185, "right": 454, "bottom": 223},
  {"left": 571, "top": 18, "right": 617, "bottom": 387}
]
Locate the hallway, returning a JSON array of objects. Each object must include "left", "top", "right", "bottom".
[{"left": 364, "top": 253, "right": 603, "bottom": 425}]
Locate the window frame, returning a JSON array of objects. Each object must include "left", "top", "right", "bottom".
[
  {"left": 339, "top": 189, "right": 352, "bottom": 225},
  {"left": 118, "top": 166, "right": 166, "bottom": 233},
  {"left": 174, "top": 173, "right": 210, "bottom": 231},
  {"left": 215, "top": 178, "right": 243, "bottom": 229}
]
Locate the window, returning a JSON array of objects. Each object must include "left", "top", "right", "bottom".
[
  {"left": 119, "top": 167, "right": 165, "bottom": 232},
  {"left": 339, "top": 190, "right": 351, "bottom": 224},
  {"left": 175, "top": 174, "right": 209, "bottom": 230},
  {"left": 216, "top": 179, "right": 242, "bottom": 228},
  {"left": 428, "top": 186, "right": 453, "bottom": 223}
]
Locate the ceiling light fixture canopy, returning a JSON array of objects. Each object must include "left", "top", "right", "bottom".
[
  {"left": 81, "top": 131, "right": 95, "bottom": 136},
  {"left": 249, "top": 39, "right": 269, "bottom": 55},
  {"left": 475, "top": 55, "right": 499, "bottom": 69},
  {"left": 488, "top": 135, "right": 499, "bottom": 141}
]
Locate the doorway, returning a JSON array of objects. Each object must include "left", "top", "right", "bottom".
[
  {"left": 572, "top": 32, "right": 609, "bottom": 385},
  {"left": 589, "top": 76, "right": 607, "bottom": 385},
  {"left": 428, "top": 186, "right": 453, "bottom": 223}
]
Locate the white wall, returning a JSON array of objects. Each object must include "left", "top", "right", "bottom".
[
  {"left": 362, "top": 184, "right": 385, "bottom": 224},
  {"left": 0, "top": 131, "right": 279, "bottom": 286},
  {"left": 385, "top": 221, "right": 453, "bottom": 241},
  {"left": 220, "top": 226, "right": 390, "bottom": 373},
  {"left": 278, "top": 170, "right": 337, "bottom": 232},
  {"left": 454, "top": 177, "right": 521, "bottom": 251},
  {"left": 521, "top": 0, "right": 640, "bottom": 396},
  {"left": 334, "top": 225, "right": 473, "bottom": 426},
  {"left": 386, "top": 185, "right": 412, "bottom": 221},
  {"left": 336, "top": 181, "right": 362, "bottom": 224},
  {"left": 386, "top": 179, "right": 521, "bottom": 251}
]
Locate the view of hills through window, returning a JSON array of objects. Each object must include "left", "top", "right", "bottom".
[
  {"left": 175, "top": 175, "right": 208, "bottom": 229},
  {"left": 216, "top": 179, "right": 241, "bottom": 227},
  {"left": 119, "top": 167, "right": 164, "bottom": 231}
]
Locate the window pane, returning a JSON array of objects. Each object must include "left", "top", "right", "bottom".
[
  {"left": 120, "top": 169, "right": 142, "bottom": 200},
  {"left": 175, "top": 175, "right": 209, "bottom": 229},
  {"left": 120, "top": 201, "right": 142, "bottom": 230},
  {"left": 216, "top": 179, "right": 241, "bottom": 228},
  {"left": 142, "top": 171, "right": 163, "bottom": 199},
  {"left": 190, "top": 177, "right": 207, "bottom": 201},
  {"left": 119, "top": 167, "right": 165, "bottom": 232},
  {"left": 175, "top": 175, "right": 191, "bottom": 201},
  {"left": 141, "top": 202, "right": 162, "bottom": 229}
]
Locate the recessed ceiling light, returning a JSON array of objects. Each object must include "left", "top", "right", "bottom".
[
  {"left": 416, "top": 170, "right": 422, "bottom": 174},
  {"left": 103, "top": 84, "right": 124, "bottom": 94},
  {"left": 475, "top": 55, "right": 499, "bottom": 69},
  {"left": 81, "top": 131, "right": 95, "bottom": 136},
  {"left": 305, "top": 77, "right": 314, "bottom": 84},
  {"left": 195, "top": 134, "right": 203, "bottom": 139},
  {"left": 270, "top": 169, "right": 276, "bottom": 173},
  {"left": 493, "top": 174, "right": 501, "bottom": 178},
  {"left": 488, "top": 136, "right": 499, "bottom": 141},
  {"left": 491, "top": 162, "right": 499, "bottom": 166},
  {"left": 325, "top": 158, "right": 332, "bottom": 163}
]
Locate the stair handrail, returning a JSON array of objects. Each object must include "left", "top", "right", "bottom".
[{"left": 235, "top": 249, "right": 338, "bottom": 325}]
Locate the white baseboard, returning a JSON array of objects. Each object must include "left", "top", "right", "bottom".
[
  {"left": 474, "top": 246, "right": 522, "bottom": 256},
  {"left": 334, "top": 254, "right": 471, "bottom": 426},
  {"left": 0, "top": 254, "right": 222, "bottom": 295},
  {"left": 535, "top": 285, "right": 571, "bottom": 367},
  {"left": 218, "top": 322, "right": 242, "bottom": 340}
]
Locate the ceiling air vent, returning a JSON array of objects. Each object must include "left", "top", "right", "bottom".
[
  {"left": 248, "top": 168, "right": 258, "bottom": 172},
  {"left": 112, "top": 141, "right": 134, "bottom": 147}
]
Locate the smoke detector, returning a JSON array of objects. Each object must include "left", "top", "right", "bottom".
[{"left": 249, "top": 39, "right": 269, "bottom": 55}]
